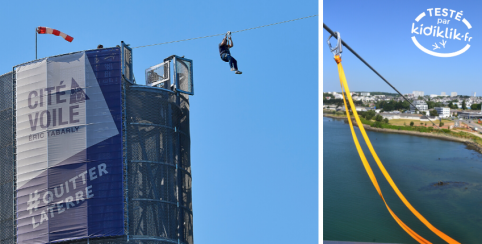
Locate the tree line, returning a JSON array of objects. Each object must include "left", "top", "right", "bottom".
[{"left": 374, "top": 100, "right": 410, "bottom": 111}]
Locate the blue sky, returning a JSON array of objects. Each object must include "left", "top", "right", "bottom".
[
  {"left": 0, "top": 1, "right": 318, "bottom": 243},
  {"left": 323, "top": 0, "right": 482, "bottom": 96}
]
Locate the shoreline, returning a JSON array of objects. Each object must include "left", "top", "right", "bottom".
[{"left": 323, "top": 114, "right": 482, "bottom": 154}]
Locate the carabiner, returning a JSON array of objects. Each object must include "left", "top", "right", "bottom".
[{"left": 327, "top": 32, "right": 342, "bottom": 58}]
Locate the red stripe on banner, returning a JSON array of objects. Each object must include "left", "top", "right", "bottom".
[
  {"left": 65, "top": 36, "right": 74, "bottom": 42},
  {"left": 37, "top": 27, "right": 47, "bottom": 34},
  {"left": 52, "top": 29, "right": 60, "bottom": 36}
]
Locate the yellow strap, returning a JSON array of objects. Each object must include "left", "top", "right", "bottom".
[
  {"left": 336, "top": 58, "right": 460, "bottom": 244},
  {"left": 339, "top": 85, "right": 431, "bottom": 244}
]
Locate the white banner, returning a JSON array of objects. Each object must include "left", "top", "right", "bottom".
[{"left": 15, "top": 52, "right": 120, "bottom": 243}]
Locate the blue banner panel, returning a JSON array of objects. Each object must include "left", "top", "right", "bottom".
[{"left": 15, "top": 48, "right": 124, "bottom": 243}]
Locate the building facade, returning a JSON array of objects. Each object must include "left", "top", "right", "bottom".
[
  {"left": 413, "top": 91, "right": 424, "bottom": 97},
  {"left": 434, "top": 107, "right": 451, "bottom": 118},
  {"left": 410, "top": 100, "right": 428, "bottom": 114},
  {"left": 457, "top": 111, "right": 482, "bottom": 119}
]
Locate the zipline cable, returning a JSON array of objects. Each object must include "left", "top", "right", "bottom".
[
  {"left": 133, "top": 15, "right": 317, "bottom": 49},
  {"left": 323, "top": 23, "right": 443, "bottom": 129}
]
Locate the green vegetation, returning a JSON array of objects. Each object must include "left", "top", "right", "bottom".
[
  {"left": 323, "top": 93, "right": 334, "bottom": 99},
  {"left": 375, "top": 114, "right": 383, "bottom": 122},
  {"left": 359, "top": 110, "right": 377, "bottom": 121},
  {"left": 357, "top": 116, "right": 482, "bottom": 146},
  {"left": 448, "top": 101, "right": 458, "bottom": 109},
  {"left": 462, "top": 100, "right": 467, "bottom": 110},
  {"left": 374, "top": 99, "right": 444, "bottom": 111},
  {"left": 375, "top": 100, "right": 410, "bottom": 111},
  {"left": 359, "top": 117, "right": 430, "bottom": 132},
  {"left": 323, "top": 98, "right": 363, "bottom": 106},
  {"left": 323, "top": 110, "right": 345, "bottom": 116},
  {"left": 425, "top": 100, "right": 444, "bottom": 109},
  {"left": 471, "top": 103, "right": 481, "bottom": 110},
  {"left": 429, "top": 109, "right": 439, "bottom": 117},
  {"left": 324, "top": 110, "right": 482, "bottom": 146},
  {"left": 362, "top": 118, "right": 439, "bottom": 132}
]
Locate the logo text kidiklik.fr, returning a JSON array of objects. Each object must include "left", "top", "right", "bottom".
[{"left": 411, "top": 8, "right": 473, "bottom": 57}]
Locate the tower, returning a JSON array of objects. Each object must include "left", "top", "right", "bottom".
[{"left": 0, "top": 44, "right": 194, "bottom": 244}]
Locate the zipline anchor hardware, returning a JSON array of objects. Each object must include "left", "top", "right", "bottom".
[
  {"left": 226, "top": 31, "right": 232, "bottom": 38},
  {"left": 327, "top": 31, "right": 342, "bottom": 58}
]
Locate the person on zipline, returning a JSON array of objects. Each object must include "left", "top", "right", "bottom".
[{"left": 219, "top": 34, "right": 242, "bottom": 74}]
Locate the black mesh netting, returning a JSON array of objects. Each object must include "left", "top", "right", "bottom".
[
  {"left": 125, "top": 84, "right": 193, "bottom": 244},
  {"left": 0, "top": 72, "right": 14, "bottom": 244}
]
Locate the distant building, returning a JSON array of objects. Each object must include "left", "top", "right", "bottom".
[
  {"left": 413, "top": 91, "right": 424, "bottom": 97},
  {"left": 324, "top": 105, "right": 338, "bottom": 110},
  {"left": 451, "top": 92, "right": 457, "bottom": 97},
  {"left": 435, "top": 107, "right": 451, "bottom": 118},
  {"left": 441, "top": 92, "right": 446, "bottom": 96},
  {"left": 360, "top": 92, "right": 370, "bottom": 96},
  {"left": 457, "top": 111, "right": 482, "bottom": 119},
  {"left": 379, "top": 113, "right": 400, "bottom": 120},
  {"left": 334, "top": 94, "right": 343, "bottom": 99},
  {"left": 429, "top": 94, "right": 438, "bottom": 98},
  {"left": 400, "top": 114, "right": 423, "bottom": 120},
  {"left": 355, "top": 106, "right": 368, "bottom": 112},
  {"left": 410, "top": 100, "right": 428, "bottom": 113},
  {"left": 420, "top": 115, "right": 440, "bottom": 121}
]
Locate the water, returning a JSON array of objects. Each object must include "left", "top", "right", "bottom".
[{"left": 323, "top": 117, "right": 482, "bottom": 243}]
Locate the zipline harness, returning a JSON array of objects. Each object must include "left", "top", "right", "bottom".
[{"left": 327, "top": 32, "right": 460, "bottom": 244}]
